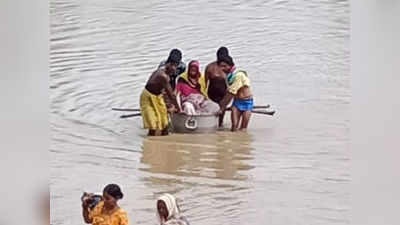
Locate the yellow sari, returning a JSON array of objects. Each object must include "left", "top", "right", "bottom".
[
  {"left": 178, "top": 72, "right": 208, "bottom": 98},
  {"left": 89, "top": 201, "right": 129, "bottom": 225}
]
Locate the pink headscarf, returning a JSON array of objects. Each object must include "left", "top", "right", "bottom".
[
  {"left": 176, "top": 60, "right": 202, "bottom": 97},
  {"left": 188, "top": 60, "right": 200, "bottom": 78}
]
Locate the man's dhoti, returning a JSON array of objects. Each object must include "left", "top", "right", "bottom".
[{"left": 140, "top": 89, "right": 168, "bottom": 130}]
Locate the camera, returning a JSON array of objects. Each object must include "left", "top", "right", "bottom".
[{"left": 81, "top": 192, "right": 102, "bottom": 210}]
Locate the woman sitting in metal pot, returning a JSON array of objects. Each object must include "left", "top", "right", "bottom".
[{"left": 175, "top": 60, "right": 220, "bottom": 115}]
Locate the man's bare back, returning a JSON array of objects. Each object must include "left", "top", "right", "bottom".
[
  {"left": 205, "top": 61, "right": 227, "bottom": 103},
  {"left": 145, "top": 69, "right": 170, "bottom": 95},
  {"left": 145, "top": 68, "right": 178, "bottom": 111}
]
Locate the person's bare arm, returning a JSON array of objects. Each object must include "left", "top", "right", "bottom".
[
  {"left": 82, "top": 202, "right": 92, "bottom": 224},
  {"left": 161, "top": 74, "right": 180, "bottom": 111},
  {"left": 219, "top": 92, "right": 235, "bottom": 112},
  {"left": 204, "top": 65, "right": 210, "bottom": 88}
]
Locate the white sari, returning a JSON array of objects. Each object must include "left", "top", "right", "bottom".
[{"left": 156, "top": 194, "right": 190, "bottom": 225}]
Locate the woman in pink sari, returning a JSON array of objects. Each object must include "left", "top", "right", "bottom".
[{"left": 176, "top": 60, "right": 219, "bottom": 115}]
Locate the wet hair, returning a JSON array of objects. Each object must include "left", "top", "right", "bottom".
[
  {"left": 166, "top": 49, "right": 182, "bottom": 64},
  {"left": 103, "top": 184, "right": 124, "bottom": 200},
  {"left": 217, "top": 46, "right": 229, "bottom": 61},
  {"left": 217, "top": 54, "right": 234, "bottom": 66}
]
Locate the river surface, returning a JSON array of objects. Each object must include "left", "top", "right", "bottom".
[{"left": 50, "top": 0, "right": 350, "bottom": 224}]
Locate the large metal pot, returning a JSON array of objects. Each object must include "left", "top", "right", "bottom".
[{"left": 170, "top": 113, "right": 218, "bottom": 133}]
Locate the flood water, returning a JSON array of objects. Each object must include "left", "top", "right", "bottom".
[{"left": 50, "top": 0, "right": 350, "bottom": 224}]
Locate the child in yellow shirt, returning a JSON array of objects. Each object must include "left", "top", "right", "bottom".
[{"left": 217, "top": 55, "right": 253, "bottom": 132}]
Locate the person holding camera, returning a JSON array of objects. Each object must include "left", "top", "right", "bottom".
[{"left": 82, "top": 184, "right": 129, "bottom": 225}]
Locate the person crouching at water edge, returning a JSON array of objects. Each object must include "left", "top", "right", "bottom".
[
  {"left": 82, "top": 184, "right": 129, "bottom": 225},
  {"left": 176, "top": 60, "right": 219, "bottom": 115},
  {"left": 157, "top": 194, "right": 190, "bottom": 225},
  {"left": 217, "top": 55, "right": 254, "bottom": 132},
  {"left": 140, "top": 50, "right": 181, "bottom": 136}
]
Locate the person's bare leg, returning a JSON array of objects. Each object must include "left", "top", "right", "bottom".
[
  {"left": 161, "top": 127, "right": 169, "bottom": 136},
  {"left": 239, "top": 110, "right": 252, "bottom": 131},
  {"left": 218, "top": 110, "right": 226, "bottom": 127},
  {"left": 237, "top": 111, "right": 243, "bottom": 130},
  {"left": 148, "top": 129, "right": 156, "bottom": 136},
  {"left": 231, "top": 106, "right": 240, "bottom": 132}
]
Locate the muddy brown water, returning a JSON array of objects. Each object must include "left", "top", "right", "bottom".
[{"left": 51, "top": 0, "right": 349, "bottom": 224}]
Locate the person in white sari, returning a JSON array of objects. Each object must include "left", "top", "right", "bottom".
[{"left": 156, "top": 194, "right": 189, "bottom": 225}]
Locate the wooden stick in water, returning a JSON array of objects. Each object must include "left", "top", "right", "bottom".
[
  {"left": 118, "top": 105, "right": 275, "bottom": 118},
  {"left": 253, "top": 105, "right": 270, "bottom": 109},
  {"left": 252, "top": 110, "right": 275, "bottom": 116},
  {"left": 112, "top": 105, "right": 269, "bottom": 112},
  {"left": 225, "top": 108, "right": 275, "bottom": 116},
  {"left": 112, "top": 108, "right": 140, "bottom": 112},
  {"left": 120, "top": 113, "right": 141, "bottom": 118},
  {"left": 119, "top": 110, "right": 275, "bottom": 118}
]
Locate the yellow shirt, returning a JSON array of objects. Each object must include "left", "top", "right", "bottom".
[
  {"left": 89, "top": 201, "right": 129, "bottom": 225},
  {"left": 227, "top": 70, "right": 250, "bottom": 95}
]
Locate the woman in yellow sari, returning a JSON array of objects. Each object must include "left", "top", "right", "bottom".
[{"left": 82, "top": 184, "right": 129, "bottom": 225}]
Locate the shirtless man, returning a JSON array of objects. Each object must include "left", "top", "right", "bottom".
[
  {"left": 205, "top": 46, "right": 230, "bottom": 127},
  {"left": 140, "top": 51, "right": 181, "bottom": 136},
  {"left": 158, "top": 49, "right": 186, "bottom": 90},
  {"left": 217, "top": 55, "right": 254, "bottom": 132}
]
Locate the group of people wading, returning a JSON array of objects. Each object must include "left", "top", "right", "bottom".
[{"left": 140, "top": 47, "right": 254, "bottom": 136}]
